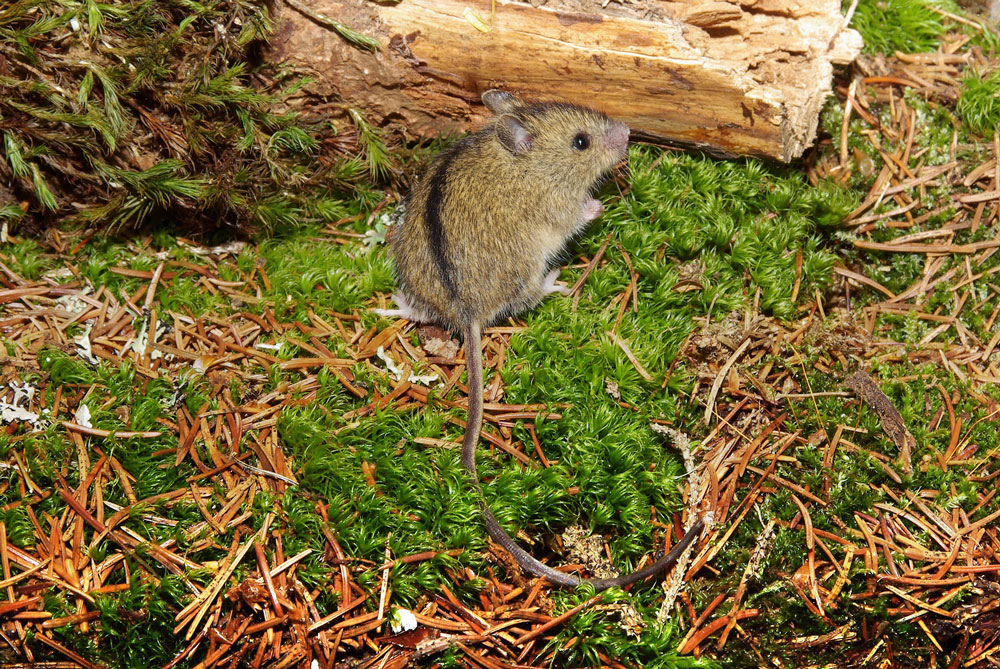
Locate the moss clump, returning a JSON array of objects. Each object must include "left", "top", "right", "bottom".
[
  {"left": 957, "top": 69, "right": 1000, "bottom": 137},
  {"left": 852, "top": 0, "right": 954, "bottom": 54},
  {"left": 608, "top": 148, "right": 854, "bottom": 321},
  {"left": 0, "top": 0, "right": 382, "bottom": 234}
]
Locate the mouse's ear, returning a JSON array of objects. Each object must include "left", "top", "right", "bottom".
[
  {"left": 495, "top": 114, "right": 533, "bottom": 156},
  {"left": 482, "top": 90, "right": 519, "bottom": 115}
]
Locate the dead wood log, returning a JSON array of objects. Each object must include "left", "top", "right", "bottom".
[{"left": 270, "top": 0, "right": 862, "bottom": 162}]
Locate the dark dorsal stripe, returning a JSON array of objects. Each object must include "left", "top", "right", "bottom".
[{"left": 425, "top": 149, "right": 459, "bottom": 298}]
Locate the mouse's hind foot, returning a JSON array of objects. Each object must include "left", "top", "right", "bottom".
[
  {"left": 540, "top": 268, "right": 572, "bottom": 297},
  {"left": 372, "top": 293, "right": 433, "bottom": 323}
]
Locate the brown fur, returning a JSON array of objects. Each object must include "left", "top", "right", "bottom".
[{"left": 389, "top": 97, "right": 628, "bottom": 330}]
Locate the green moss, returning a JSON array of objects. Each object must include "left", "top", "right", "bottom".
[
  {"left": 92, "top": 575, "right": 191, "bottom": 669},
  {"left": 0, "top": 0, "right": 384, "bottom": 234},
  {"left": 957, "top": 69, "right": 1000, "bottom": 137},
  {"left": 534, "top": 589, "right": 718, "bottom": 668},
  {"left": 608, "top": 148, "right": 853, "bottom": 320},
  {"left": 852, "top": 0, "right": 955, "bottom": 54},
  {"left": 259, "top": 226, "right": 396, "bottom": 318}
]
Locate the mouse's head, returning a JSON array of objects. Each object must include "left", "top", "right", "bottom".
[{"left": 482, "top": 90, "right": 629, "bottom": 194}]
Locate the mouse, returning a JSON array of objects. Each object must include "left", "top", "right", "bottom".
[{"left": 377, "top": 89, "right": 704, "bottom": 591}]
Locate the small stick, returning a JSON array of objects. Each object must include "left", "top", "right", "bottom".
[
  {"left": 61, "top": 421, "right": 160, "bottom": 439},
  {"left": 606, "top": 330, "right": 653, "bottom": 381},
  {"left": 678, "top": 610, "right": 759, "bottom": 654},
  {"left": 254, "top": 544, "right": 284, "bottom": 617},
  {"left": 377, "top": 534, "right": 392, "bottom": 633},
  {"left": 513, "top": 595, "right": 602, "bottom": 646},
  {"left": 704, "top": 338, "right": 751, "bottom": 424}
]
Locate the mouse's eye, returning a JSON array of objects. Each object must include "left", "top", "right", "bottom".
[{"left": 572, "top": 132, "right": 591, "bottom": 151}]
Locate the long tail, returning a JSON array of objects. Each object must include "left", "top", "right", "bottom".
[{"left": 461, "top": 322, "right": 703, "bottom": 591}]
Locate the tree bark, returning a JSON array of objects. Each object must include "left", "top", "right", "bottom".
[{"left": 270, "top": 0, "right": 862, "bottom": 162}]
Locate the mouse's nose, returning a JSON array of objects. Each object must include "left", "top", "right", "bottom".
[{"left": 607, "top": 121, "right": 630, "bottom": 151}]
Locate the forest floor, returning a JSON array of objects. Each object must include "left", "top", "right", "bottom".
[{"left": 2, "top": 2, "right": 1000, "bottom": 668}]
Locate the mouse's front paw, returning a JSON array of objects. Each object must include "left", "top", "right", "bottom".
[{"left": 582, "top": 198, "right": 604, "bottom": 222}]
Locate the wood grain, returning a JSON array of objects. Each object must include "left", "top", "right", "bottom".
[{"left": 270, "top": 0, "right": 862, "bottom": 161}]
